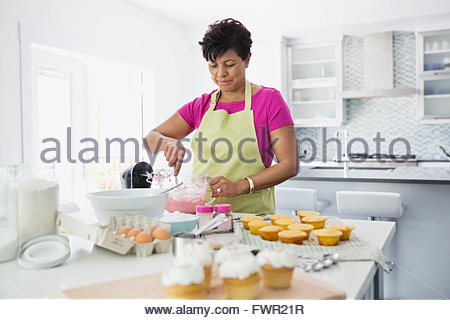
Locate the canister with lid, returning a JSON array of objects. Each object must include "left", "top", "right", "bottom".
[
  {"left": 213, "top": 204, "right": 233, "bottom": 232},
  {"left": 196, "top": 205, "right": 214, "bottom": 229}
]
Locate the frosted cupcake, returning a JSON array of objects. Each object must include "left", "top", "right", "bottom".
[
  {"left": 215, "top": 244, "right": 253, "bottom": 265},
  {"left": 174, "top": 251, "right": 213, "bottom": 291},
  {"left": 256, "top": 248, "right": 297, "bottom": 289},
  {"left": 162, "top": 263, "right": 206, "bottom": 299},
  {"left": 219, "top": 254, "right": 261, "bottom": 299}
]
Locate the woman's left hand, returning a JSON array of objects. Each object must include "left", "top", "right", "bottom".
[{"left": 209, "top": 176, "right": 242, "bottom": 198}]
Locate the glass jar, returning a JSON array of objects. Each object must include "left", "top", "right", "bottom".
[
  {"left": 165, "top": 172, "right": 210, "bottom": 214},
  {"left": 0, "top": 166, "right": 18, "bottom": 263},
  {"left": 11, "top": 164, "right": 59, "bottom": 244},
  {"left": 196, "top": 205, "right": 214, "bottom": 228},
  {"left": 213, "top": 204, "right": 233, "bottom": 233}
]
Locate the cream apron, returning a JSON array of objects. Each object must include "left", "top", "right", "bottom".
[{"left": 191, "top": 80, "right": 275, "bottom": 214}]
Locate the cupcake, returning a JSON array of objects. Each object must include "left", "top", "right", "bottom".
[
  {"left": 256, "top": 248, "right": 297, "bottom": 289},
  {"left": 287, "top": 223, "right": 314, "bottom": 239},
  {"left": 248, "top": 220, "right": 270, "bottom": 235},
  {"left": 270, "top": 214, "right": 290, "bottom": 225},
  {"left": 259, "top": 226, "right": 283, "bottom": 241},
  {"left": 241, "top": 215, "right": 264, "bottom": 229},
  {"left": 174, "top": 251, "right": 213, "bottom": 291},
  {"left": 301, "top": 216, "right": 328, "bottom": 229},
  {"left": 313, "top": 229, "right": 343, "bottom": 246},
  {"left": 296, "top": 210, "right": 321, "bottom": 223},
  {"left": 219, "top": 254, "right": 261, "bottom": 299},
  {"left": 278, "top": 230, "right": 308, "bottom": 245},
  {"left": 215, "top": 244, "right": 253, "bottom": 265},
  {"left": 325, "top": 224, "right": 355, "bottom": 240},
  {"left": 162, "top": 263, "right": 206, "bottom": 299},
  {"left": 273, "top": 218, "right": 297, "bottom": 230}
]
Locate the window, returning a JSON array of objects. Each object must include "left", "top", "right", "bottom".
[{"left": 24, "top": 44, "right": 156, "bottom": 207}]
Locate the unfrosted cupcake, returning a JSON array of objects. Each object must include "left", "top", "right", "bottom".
[
  {"left": 219, "top": 254, "right": 261, "bottom": 299},
  {"left": 259, "top": 226, "right": 283, "bottom": 241},
  {"left": 248, "top": 220, "right": 270, "bottom": 235},
  {"left": 273, "top": 218, "right": 297, "bottom": 230},
  {"left": 325, "top": 224, "right": 355, "bottom": 240},
  {"left": 256, "top": 248, "right": 297, "bottom": 289},
  {"left": 302, "top": 216, "right": 328, "bottom": 229},
  {"left": 241, "top": 215, "right": 264, "bottom": 229},
  {"left": 296, "top": 210, "right": 321, "bottom": 223},
  {"left": 269, "top": 214, "right": 290, "bottom": 225},
  {"left": 215, "top": 244, "right": 253, "bottom": 265},
  {"left": 278, "top": 230, "right": 308, "bottom": 245},
  {"left": 287, "top": 223, "right": 314, "bottom": 239},
  {"left": 162, "top": 263, "right": 206, "bottom": 299},
  {"left": 313, "top": 229, "right": 343, "bottom": 246}
]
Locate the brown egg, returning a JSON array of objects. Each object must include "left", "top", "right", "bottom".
[
  {"left": 117, "top": 226, "right": 132, "bottom": 236},
  {"left": 150, "top": 225, "right": 156, "bottom": 233},
  {"left": 152, "top": 227, "right": 170, "bottom": 240},
  {"left": 126, "top": 228, "right": 141, "bottom": 239},
  {"left": 135, "top": 231, "right": 153, "bottom": 244}
]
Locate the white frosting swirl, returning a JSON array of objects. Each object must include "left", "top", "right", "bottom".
[
  {"left": 215, "top": 244, "right": 253, "bottom": 264},
  {"left": 161, "top": 263, "right": 204, "bottom": 286},
  {"left": 219, "top": 254, "right": 260, "bottom": 280},
  {"left": 174, "top": 251, "right": 213, "bottom": 267},
  {"left": 185, "top": 239, "right": 214, "bottom": 255},
  {"left": 256, "top": 248, "right": 298, "bottom": 268}
]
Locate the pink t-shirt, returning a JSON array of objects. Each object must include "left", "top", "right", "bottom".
[{"left": 178, "top": 86, "right": 294, "bottom": 168}]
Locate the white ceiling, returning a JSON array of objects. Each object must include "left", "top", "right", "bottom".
[{"left": 127, "top": 0, "right": 450, "bottom": 35}]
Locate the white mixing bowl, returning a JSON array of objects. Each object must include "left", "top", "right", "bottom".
[{"left": 86, "top": 189, "right": 168, "bottom": 225}]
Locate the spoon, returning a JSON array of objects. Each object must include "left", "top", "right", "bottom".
[
  {"left": 158, "top": 182, "right": 183, "bottom": 194},
  {"left": 323, "top": 253, "right": 341, "bottom": 264}
]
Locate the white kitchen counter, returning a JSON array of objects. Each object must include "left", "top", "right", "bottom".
[{"left": 0, "top": 212, "right": 395, "bottom": 300}]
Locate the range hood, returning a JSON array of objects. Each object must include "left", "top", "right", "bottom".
[{"left": 342, "top": 31, "right": 417, "bottom": 99}]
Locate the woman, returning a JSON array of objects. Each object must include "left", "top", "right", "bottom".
[{"left": 143, "top": 18, "right": 297, "bottom": 214}]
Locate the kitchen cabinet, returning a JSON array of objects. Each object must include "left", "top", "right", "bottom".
[
  {"left": 287, "top": 41, "right": 344, "bottom": 127},
  {"left": 417, "top": 29, "right": 450, "bottom": 124}
]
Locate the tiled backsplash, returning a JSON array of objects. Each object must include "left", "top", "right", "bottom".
[{"left": 295, "top": 32, "right": 450, "bottom": 161}]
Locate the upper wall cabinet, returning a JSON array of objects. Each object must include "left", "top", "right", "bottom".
[
  {"left": 417, "top": 29, "right": 450, "bottom": 124},
  {"left": 287, "top": 41, "right": 344, "bottom": 127}
]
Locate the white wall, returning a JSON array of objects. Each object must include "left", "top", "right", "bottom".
[{"left": 0, "top": 0, "right": 192, "bottom": 166}]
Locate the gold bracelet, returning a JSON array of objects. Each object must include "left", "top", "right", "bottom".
[{"left": 245, "top": 177, "right": 255, "bottom": 194}]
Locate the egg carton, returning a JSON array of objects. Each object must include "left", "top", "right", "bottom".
[{"left": 55, "top": 212, "right": 171, "bottom": 257}]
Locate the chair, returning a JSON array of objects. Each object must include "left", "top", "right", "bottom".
[
  {"left": 336, "top": 190, "right": 403, "bottom": 286},
  {"left": 336, "top": 191, "right": 404, "bottom": 220},
  {"left": 275, "top": 187, "right": 331, "bottom": 215}
]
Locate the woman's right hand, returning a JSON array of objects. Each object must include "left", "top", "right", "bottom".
[{"left": 164, "top": 139, "right": 185, "bottom": 176}]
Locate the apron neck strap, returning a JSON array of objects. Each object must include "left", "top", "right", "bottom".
[{"left": 210, "top": 80, "right": 252, "bottom": 111}]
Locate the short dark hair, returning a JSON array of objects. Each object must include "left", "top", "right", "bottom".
[{"left": 199, "top": 18, "right": 252, "bottom": 62}]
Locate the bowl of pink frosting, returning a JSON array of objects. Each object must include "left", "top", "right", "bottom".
[{"left": 165, "top": 173, "right": 210, "bottom": 214}]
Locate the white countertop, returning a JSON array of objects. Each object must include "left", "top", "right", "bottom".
[{"left": 0, "top": 211, "right": 395, "bottom": 300}]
